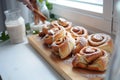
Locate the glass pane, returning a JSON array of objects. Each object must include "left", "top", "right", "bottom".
[{"left": 68, "top": 0, "right": 103, "bottom": 6}]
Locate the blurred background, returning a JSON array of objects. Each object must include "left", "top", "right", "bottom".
[{"left": 0, "top": 0, "right": 32, "bottom": 32}]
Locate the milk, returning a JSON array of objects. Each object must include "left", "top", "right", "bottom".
[{"left": 5, "top": 17, "right": 26, "bottom": 43}]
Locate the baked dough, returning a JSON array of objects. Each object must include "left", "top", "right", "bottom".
[
  {"left": 72, "top": 37, "right": 88, "bottom": 55},
  {"left": 88, "top": 33, "right": 113, "bottom": 53},
  {"left": 43, "top": 26, "right": 66, "bottom": 45},
  {"left": 51, "top": 32, "right": 75, "bottom": 59},
  {"left": 58, "top": 18, "right": 72, "bottom": 31},
  {"left": 70, "top": 26, "right": 88, "bottom": 39},
  {"left": 72, "top": 46, "right": 109, "bottom": 71}
]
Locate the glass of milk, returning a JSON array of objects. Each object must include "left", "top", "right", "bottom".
[{"left": 4, "top": 9, "right": 26, "bottom": 44}]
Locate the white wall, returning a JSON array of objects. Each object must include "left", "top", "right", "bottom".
[{"left": 49, "top": 0, "right": 113, "bottom": 34}]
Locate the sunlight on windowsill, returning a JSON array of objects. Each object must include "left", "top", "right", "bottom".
[{"left": 49, "top": 0, "right": 103, "bottom": 14}]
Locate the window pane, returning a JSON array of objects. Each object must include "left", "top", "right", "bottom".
[{"left": 68, "top": 0, "right": 103, "bottom": 6}]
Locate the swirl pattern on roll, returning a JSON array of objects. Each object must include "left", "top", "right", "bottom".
[
  {"left": 72, "top": 37, "right": 88, "bottom": 55},
  {"left": 70, "top": 26, "right": 88, "bottom": 38},
  {"left": 88, "top": 33, "right": 113, "bottom": 53},
  {"left": 43, "top": 25, "right": 66, "bottom": 45},
  {"left": 51, "top": 32, "right": 75, "bottom": 59},
  {"left": 58, "top": 18, "right": 72, "bottom": 31},
  {"left": 39, "top": 21, "right": 60, "bottom": 38},
  {"left": 72, "top": 46, "right": 109, "bottom": 71}
]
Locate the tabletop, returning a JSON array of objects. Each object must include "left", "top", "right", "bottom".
[{"left": 0, "top": 37, "right": 63, "bottom": 80}]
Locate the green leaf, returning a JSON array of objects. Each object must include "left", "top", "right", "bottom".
[
  {"left": 39, "top": 0, "right": 43, "bottom": 3},
  {"left": 0, "top": 31, "right": 9, "bottom": 41},
  {"left": 50, "top": 13, "right": 55, "bottom": 18},
  {"left": 32, "top": 30, "right": 39, "bottom": 34},
  {"left": 46, "top": 0, "right": 53, "bottom": 10},
  {"left": 25, "top": 23, "right": 30, "bottom": 30}
]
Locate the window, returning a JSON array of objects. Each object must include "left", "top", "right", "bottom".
[
  {"left": 67, "top": 0, "right": 103, "bottom": 14},
  {"left": 113, "top": 0, "right": 119, "bottom": 35},
  {"left": 49, "top": 0, "right": 113, "bottom": 34},
  {"left": 68, "top": 0, "right": 103, "bottom": 6}
]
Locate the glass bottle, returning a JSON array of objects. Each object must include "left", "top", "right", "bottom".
[
  {"left": 4, "top": 8, "right": 26, "bottom": 43},
  {"left": 38, "top": 0, "right": 50, "bottom": 19}
]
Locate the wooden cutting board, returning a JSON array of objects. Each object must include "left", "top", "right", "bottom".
[{"left": 28, "top": 34, "right": 105, "bottom": 80}]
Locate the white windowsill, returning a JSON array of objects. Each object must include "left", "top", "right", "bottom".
[
  {"left": 48, "top": 0, "right": 112, "bottom": 33},
  {"left": 49, "top": 0, "right": 103, "bottom": 14},
  {"left": 0, "top": 37, "right": 63, "bottom": 80}
]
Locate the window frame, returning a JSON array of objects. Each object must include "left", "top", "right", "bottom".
[
  {"left": 68, "top": 0, "right": 103, "bottom": 6},
  {"left": 113, "top": 0, "right": 119, "bottom": 35},
  {"left": 48, "top": 0, "right": 113, "bottom": 34}
]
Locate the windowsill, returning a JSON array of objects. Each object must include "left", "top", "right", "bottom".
[
  {"left": 49, "top": 0, "right": 103, "bottom": 14},
  {"left": 0, "top": 37, "right": 63, "bottom": 80},
  {"left": 48, "top": 0, "right": 112, "bottom": 33}
]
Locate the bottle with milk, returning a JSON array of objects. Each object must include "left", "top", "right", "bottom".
[{"left": 4, "top": 9, "right": 26, "bottom": 43}]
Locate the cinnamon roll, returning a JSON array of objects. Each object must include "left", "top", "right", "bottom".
[
  {"left": 51, "top": 32, "right": 75, "bottom": 59},
  {"left": 39, "top": 31, "right": 46, "bottom": 38},
  {"left": 72, "top": 37, "right": 88, "bottom": 55},
  {"left": 43, "top": 26, "right": 66, "bottom": 45},
  {"left": 42, "top": 21, "right": 59, "bottom": 35},
  {"left": 70, "top": 26, "right": 88, "bottom": 39},
  {"left": 88, "top": 33, "right": 113, "bottom": 53},
  {"left": 72, "top": 46, "right": 109, "bottom": 71},
  {"left": 58, "top": 18, "right": 72, "bottom": 31},
  {"left": 39, "top": 21, "right": 59, "bottom": 38}
]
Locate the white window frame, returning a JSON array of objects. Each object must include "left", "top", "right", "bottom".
[
  {"left": 48, "top": 0, "right": 113, "bottom": 34},
  {"left": 113, "top": 0, "right": 119, "bottom": 35}
]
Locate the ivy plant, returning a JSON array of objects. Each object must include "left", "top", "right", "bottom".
[
  {"left": 0, "top": 31, "right": 9, "bottom": 41},
  {"left": 39, "top": 0, "right": 53, "bottom": 10}
]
